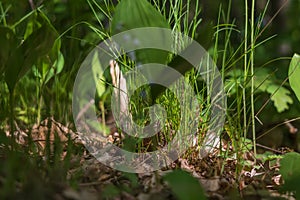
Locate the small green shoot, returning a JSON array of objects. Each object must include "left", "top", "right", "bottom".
[{"left": 288, "top": 53, "right": 300, "bottom": 102}]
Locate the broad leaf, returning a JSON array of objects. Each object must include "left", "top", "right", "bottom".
[
  {"left": 253, "top": 68, "right": 273, "bottom": 92},
  {"left": 21, "top": 11, "right": 58, "bottom": 78},
  {"left": 253, "top": 68, "right": 292, "bottom": 113},
  {"left": 289, "top": 53, "right": 300, "bottom": 103},
  {"left": 5, "top": 10, "right": 58, "bottom": 92},
  {"left": 280, "top": 152, "right": 300, "bottom": 180},
  {"left": 111, "top": 0, "right": 170, "bottom": 64},
  {"left": 226, "top": 68, "right": 294, "bottom": 113},
  {"left": 4, "top": 44, "right": 24, "bottom": 92},
  {"left": 280, "top": 152, "right": 300, "bottom": 198},
  {"left": 163, "top": 170, "right": 207, "bottom": 200},
  {"left": 0, "top": 27, "right": 19, "bottom": 76},
  {"left": 267, "top": 85, "right": 293, "bottom": 113},
  {"left": 111, "top": 0, "right": 169, "bottom": 33}
]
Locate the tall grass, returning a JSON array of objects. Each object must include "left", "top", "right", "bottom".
[
  {"left": 0, "top": 2, "right": 293, "bottom": 197},
  {"left": 86, "top": 0, "right": 268, "bottom": 162}
]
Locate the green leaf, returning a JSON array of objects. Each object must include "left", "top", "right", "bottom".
[
  {"left": 163, "top": 170, "right": 207, "bottom": 200},
  {"left": 44, "top": 51, "right": 65, "bottom": 84},
  {"left": 41, "top": 40, "right": 64, "bottom": 84},
  {"left": 280, "top": 152, "right": 300, "bottom": 181},
  {"left": 111, "top": 0, "right": 169, "bottom": 32},
  {"left": 111, "top": 0, "right": 170, "bottom": 64},
  {"left": 23, "top": 12, "right": 42, "bottom": 40},
  {"left": 289, "top": 53, "right": 300, "bottom": 103},
  {"left": 226, "top": 68, "right": 294, "bottom": 113},
  {"left": 266, "top": 85, "right": 293, "bottom": 113},
  {"left": 4, "top": 44, "right": 24, "bottom": 92},
  {"left": 280, "top": 152, "right": 300, "bottom": 198},
  {"left": 102, "top": 184, "right": 120, "bottom": 199},
  {"left": 253, "top": 69, "right": 293, "bottom": 113},
  {"left": 121, "top": 172, "right": 139, "bottom": 188},
  {"left": 0, "top": 26, "right": 19, "bottom": 76},
  {"left": 253, "top": 68, "right": 273, "bottom": 92},
  {"left": 5, "top": 10, "right": 58, "bottom": 92},
  {"left": 53, "top": 51, "right": 64, "bottom": 74},
  {"left": 91, "top": 51, "right": 106, "bottom": 98},
  {"left": 21, "top": 12, "right": 58, "bottom": 77}
]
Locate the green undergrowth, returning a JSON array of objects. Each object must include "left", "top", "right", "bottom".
[{"left": 0, "top": 0, "right": 300, "bottom": 199}]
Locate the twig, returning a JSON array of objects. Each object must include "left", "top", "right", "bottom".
[
  {"left": 255, "top": 143, "right": 284, "bottom": 154},
  {"left": 76, "top": 99, "right": 95, "bottom": 122},
  {"left": 257, "top": 117, "right": 300, "bottom": 140}
]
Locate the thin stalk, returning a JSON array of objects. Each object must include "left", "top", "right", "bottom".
[
  {"left": 221, "top": 1, "right": 233, "bottom": 83},
  {"left": 9, "top": 90, "right": 15, "bottom": 149},
  {"left": 243, "top": 0, "right": 248, "bottom": 140},
  {"left": 11, "top": 6, "right": 43, "bottom": 29},
  {"left": 0, "top": 2, "right": 10, "bottom": 26},
  {"left": 189, "top": 0, "right": 201, "bottom": 39},
  {"left": 250, "top": 0, "right": 256, "bottom": 157},
  {"left": 213, "top": 6, "right": 222, "bottom": 62},
  {"left": 220, "top": 0, "right": 232, "bottom": 173},
  {"left": 37, "top": 88, "right": 43, "bottom": 124}
]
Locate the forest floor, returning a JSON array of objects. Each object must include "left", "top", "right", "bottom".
[{"left": 0, "top": 117, "right": 296, "bottom": 200}]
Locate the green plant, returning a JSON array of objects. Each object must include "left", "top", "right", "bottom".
[
  {"left": 0, "top": 3, "right": 83, "bottom": 198},
  {"left": 288, "top": 53, "right": 300, "bottom": 102},
  {"left": 0, "top": 9, "right": 59, "bottom": 143},
  {"left": 279, "top": 152, "right": 300, "bottom": 198},
  {"left": 207, "top": 0, "right": 259, "bottom": 171},
  {"left": 227, "top": 68, "right": 293, "bottom": 113},
  {"left": 91, "top": 0, "right": 290, "bottom": 170},
  {"left": 163, "top": 169, "right": 206, "bottom": 200},
  {"left": 85, "top": 0, "right": 210, "bottom": 154},
  {"left": 1, "top": 0, "right": 299, "bottom": 198}
]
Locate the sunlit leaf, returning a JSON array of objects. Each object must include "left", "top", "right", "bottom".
[
  {"left": 288, "top": 53, "right": 300, "bottom": 103},
  {"left": 266, "top": 85, "right": 293, "bottom": 113},
  {"left": 253, "top": 68, "right": 273, "bottom": 92},
  {"left": 91, "top": 51, "right": 106, "bottom": 98},
  {"left": 44, "top": 51, "right": 65, "bottom": 84},
  {"left": 23, "top": 12, "right": 42, "bottom": 40},
  {"left": 254, "top": 68, "right": 293, "bottom": 113},
  {"left": 53, "top": 51, "right": 64, "bottom": 74},
  {"left": 111, "top": 0, "right": 169, "bottom": 33},
  {"left": 229, "top": 68, "right": 294, "bottom": 113},
  {"left": 33, "top": 40, "right": 64, "bottom": 84},
  {"left": 111, "top": 0, "right": 170, "bottom": 64}
]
